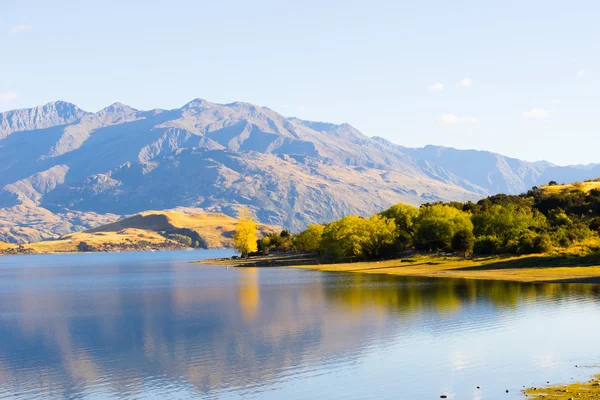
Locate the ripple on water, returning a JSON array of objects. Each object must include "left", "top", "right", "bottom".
[{"left": 0, "top": 252, "right": 599, "bottom": 399}]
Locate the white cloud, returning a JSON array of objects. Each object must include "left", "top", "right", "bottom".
[
  {"left": 458, "top": 77, "right": 473, "bottom": 87},
  {"left": 522, "top": 108, "right": 551, "bottom": 119},
  {"left": 428, "top": 82, "right": 444, "bottom": 92},
  {"left": 577, "top": 70, "right": 585, "bottom": 77},
  {"left": 0, "top": 92, "right": 17, "bottom": 101},
  {"left": 440, "top": 114, "right": 477, "bottom": 124},
  {"left": 8, "top": 25, "right": 32, "bottom": 35}
]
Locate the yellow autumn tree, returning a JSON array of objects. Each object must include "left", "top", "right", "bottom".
[{"left": 233, "top": 207, "right": 258, "bottom": 257}]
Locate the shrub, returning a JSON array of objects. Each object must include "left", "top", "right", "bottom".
[
  {"left": 518, "top": 232, "right": 536, "bottom": 254},
  {"left": 451, "top": 229, "right": 475, "bottom": 257},
  {"left": 167, "top": 234, "right": 193, "bottom": 247},
  {"left": 474, "top": 235, "right": 501, "bottom": 255},
  {"left": 534, "top": 233, "right": 552, "bottom": 253},
  {"left": 77, "top": 241, "right": 95, "bottom": 252}
]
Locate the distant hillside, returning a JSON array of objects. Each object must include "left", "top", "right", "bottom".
[
  {"left": 0, "top": 98, "right": 598, "bottom": 243},
  {"left": 539, "top": 180, "right": 600, "bottom": 194},
  {"left": 0, "top": 209, "right": 277, "bottom": 254},
  {"left": 88, "top": 208, "right": 276, "bottom": 248},
  {"left": 399, "top": 145, "right": 544, "bottom": 194}
]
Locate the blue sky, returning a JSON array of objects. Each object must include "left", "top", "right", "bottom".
[{"left": 2, "top": 0, "right": 598, "bottom": 165}]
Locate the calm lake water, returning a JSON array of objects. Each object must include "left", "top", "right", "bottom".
[{"left": 0, "top": 251, "right": 599, "bottom": 399}]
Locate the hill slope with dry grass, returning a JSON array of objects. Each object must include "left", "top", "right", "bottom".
[
  {"left": 540, "top": 180, "right": 600, "bottom": 194},
  {"left": 0, "top": 209, "right": 277, "bottom": 254}
]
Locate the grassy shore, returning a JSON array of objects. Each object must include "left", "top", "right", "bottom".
[
  {"left": 524, "top": 374, "right": 600, "bottom": 399},
  {"left": 197, "top": 253, "right": 600, "bottom": 283}
]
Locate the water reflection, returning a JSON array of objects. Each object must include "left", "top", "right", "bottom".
[
  {"left": 324, "top": 273, "right": 600, "bottom": 314},
  {"left": 0, "top": 252, "right": 598, "bottom": 399}
]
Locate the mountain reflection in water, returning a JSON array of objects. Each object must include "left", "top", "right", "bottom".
[{"left": 0, "top": 250, "right": 599, "bottom": 399}]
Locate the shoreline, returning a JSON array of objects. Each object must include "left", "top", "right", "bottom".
[
  {"left": 524, "top": 374, "right": 600, "bottom": 399},
  {"left": 195, "top": 253, "right": 600, "bottom": 284},
  {"left": 0, "top": 245, "right": 230, "bottom": 256},
  {"left": 197, "top": 253, "right": 600, "bottom": 398}
]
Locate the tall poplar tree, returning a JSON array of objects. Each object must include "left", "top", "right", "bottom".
[{"left": 233, "top": 207, "right": 258, "bottom": 258}]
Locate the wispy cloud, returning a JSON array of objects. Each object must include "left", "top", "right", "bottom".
[
  {"left": 522, "top": 108, "right": 551, "bottom": 119},
  {"left": 0, "top": 92, "right": 17, "bottom": 101},
  {"left": 440, "top": 114, "right": 477, "bottom": 124},
  {"left": 8, "top": 25, "right": 32, "bottom": 35},
  {"left": 428, "top": 82, "right": 444, "bottom": 92},
  {"left": 458, "top": 77, "right": 472, "bottom": 88},
  {"left": 576, "top": 70, "right": 585, "bottom": 77}
]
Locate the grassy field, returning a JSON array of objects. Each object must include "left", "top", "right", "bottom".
[
  {"left": 202, "top": 252, "right": 600, "bottom": 284},
  {"left": 0, "top": 242, "right": 13, "bottom": 251},
  {"left": 541, "top": 180, "right": 600, "bottom": 194},
  {"left": 524, "top": 374, "right": 600, "bottom": 399}
]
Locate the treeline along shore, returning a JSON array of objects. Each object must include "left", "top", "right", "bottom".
[
  {"left": 200, "top": 180, "right": 600, "bottom": 399},
  {"left": 200, "top": 180, "right": 600, "bottom": 284}
]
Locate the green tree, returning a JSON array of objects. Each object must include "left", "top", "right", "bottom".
[
  {"left": 472, "top": 203, "right": 547, "bottom": 247},
  {"left": 167, "top": 233, "right": 193, "bottom": 247},
  {"left": 233, "top": 207, "right": 258, "bottom": 257},
  {"left": 293, "top": 224, "right": 325, "bottom": 253},
  {"left": 451, "top": 229, "right": 475, "bottom": 257},
  {"left": 474, "top": 235, "right": 501, "bottom": 255},
  {"left": 320, "top": 215, "right": 368, "bottom": 260},
  {"left": 415, "top": 205, "right": 473, "bottom": 251},
  {"left": 548, "top": 209, "right": 571, "bottom": 227},
  {"left": 361, "top": 215, "right": 398, "bottom": 258},
  {"left": 380, "top": 203, "right": 419, "bottom": 249},
  {"left": 257, "top": 236, "right": 272, "bottom": 254}
]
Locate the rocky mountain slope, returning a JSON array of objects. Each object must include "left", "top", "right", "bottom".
[{"left": 0, "top": 99, "right": 596, "bottom": 243}]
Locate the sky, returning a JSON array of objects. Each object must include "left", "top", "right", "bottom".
[{"left": 1, "top": 0, "right": 598, "bottom": 166}]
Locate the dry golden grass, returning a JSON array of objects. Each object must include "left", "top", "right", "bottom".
[
  {"left": 14, "top": 228, "right": 174, "bottom": 254},
  {"left": 89, "top": 209, "right": 276, "bottom": 248},
  {"left": 524, "top": 374, "right": 600, "bottom": 399},
  {"left": 0, "top": 242, "right": 15, "bottom": 251},
  {"left": 541, "top": 181, "right": 600, "bottom": 194},
  {"left": 206, "top": 252, "right": 600, "bottom": 284},
  {"left": 284, "top": 254, "right": 600, "bottom": 283},
  {"left": 1, "top": 209, "right": 278, "bottom": 254}
]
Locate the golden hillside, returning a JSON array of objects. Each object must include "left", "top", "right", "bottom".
[
  {"left": 89, "top": 208, "right": 276, "bottom": 248},
  {"left": 540, "top": 180, "right": 600, "bottom": 194},
  {"left": 0, "top": 209, "right": 278, "bottom": 255}
]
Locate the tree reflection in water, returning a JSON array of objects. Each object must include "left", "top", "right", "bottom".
[{"left": 0, "top": 254, "right": 598, "bottom": 399}]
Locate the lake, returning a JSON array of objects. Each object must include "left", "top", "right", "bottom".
[{"left": 0, "top": 250, "right": 599, "bottom": 399}]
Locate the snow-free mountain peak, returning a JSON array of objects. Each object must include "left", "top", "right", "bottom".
[{"left": 0, "top": 98, "right": 598, "bottom": 243}]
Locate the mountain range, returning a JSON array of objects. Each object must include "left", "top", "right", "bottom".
[{"left": 1, "top": 99, "right": 599, "bottom": 243}]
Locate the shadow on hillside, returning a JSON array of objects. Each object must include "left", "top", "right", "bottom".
[{"left": 455, "top": 253, "right": 600, "bottom": 271}]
